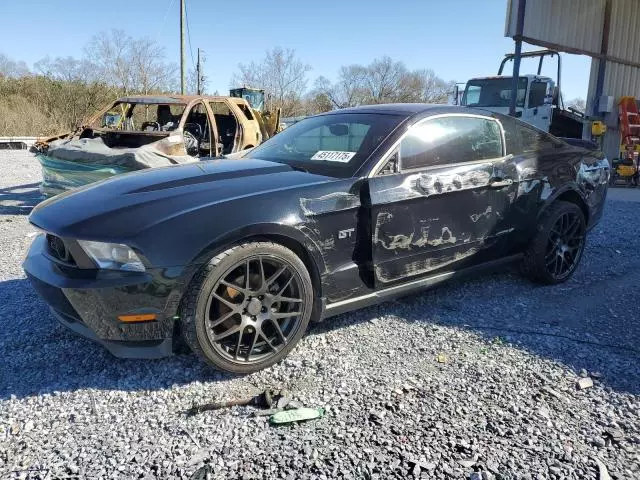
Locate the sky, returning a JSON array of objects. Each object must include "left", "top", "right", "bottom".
[{"left": 0, "top": 0, "right": 592, "bottom": 101}]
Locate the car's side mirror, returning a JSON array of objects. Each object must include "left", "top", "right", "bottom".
[{"left": 452, "top": 85, "right": 460, "bottom": 105}]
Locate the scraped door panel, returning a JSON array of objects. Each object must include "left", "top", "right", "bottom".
[{"left": 369, "top": 159, "right": 518, "bottom": 285}]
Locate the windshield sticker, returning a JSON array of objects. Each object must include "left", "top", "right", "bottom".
[{"left": 310, "top": 151, "right": 356, "bottom": 162}]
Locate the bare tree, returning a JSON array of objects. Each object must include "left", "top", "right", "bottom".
[
  {"left": 129, "top": 37, "right": 177, "bottom": 94},
  {"left": 232, "top": 47, "right": 311, "bottom": 116},
  {"left": 364, "top": 56, "right": 406, "bottom": 103},
  {"left": 187, "top": 67, "right": 209, "bottom": 95},
  {"left": 313, "top": 65, "right": 369, "bottom": 109},
  {"left": 302, "top": 90, "right": 333, "bottom": 114},
  {"left": 0, "top": 53, "right": 29, "bottom": 78},
  {"left": 401, "top": 69, "right": 452, "bottom": 103},
  {"left": 34, "top": 56, "right": 96, "bottom": 83},
  {"left": 566, "top": 97, "right": 586, "bottom": 111},
  {"left": 32, "top": 55, "right": 114, "bottom": 129},
  {"left": 85, "top": 30, "right": 133, "bottom": 93},
  {"left": 312, "top": 57, "right": 452, "bottom": 111},
  {"left": 85, "top": 30, "right": 176, "bottom": 94}
]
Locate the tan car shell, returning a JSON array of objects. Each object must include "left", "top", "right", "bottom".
[{"left": 37, "top": 95, "right": 264, "bottom": 158}]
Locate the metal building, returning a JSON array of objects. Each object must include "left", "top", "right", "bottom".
[{"left": 505, "top": 0, "right": 640, "bottom": 162}]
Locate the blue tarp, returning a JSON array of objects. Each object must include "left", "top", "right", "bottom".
[{"left": 37, "top": 155, "right": 130, "bottom": 197}]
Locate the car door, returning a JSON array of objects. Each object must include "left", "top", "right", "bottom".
[
  {"left": 180, "top": 101, "right": 215, "bottom": 157},
  {"left": 367, "top": 114, "right": 519, "bottom": 286}
]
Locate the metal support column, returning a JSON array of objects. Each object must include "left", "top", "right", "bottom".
[
  {"left": 593, "top": 0, "right": 612, "bottom": 115},
  {"left": 180, "top": 0, "right": 186, "bottom": 95},
  {"left": 509, "top": 0, "right": 527, "bottom": 117},
  {"left": 196, "top": 48, "right": 201, "bottom": 95}
]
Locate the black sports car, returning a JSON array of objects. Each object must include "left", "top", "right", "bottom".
[{"left": 24, "top": 104, "right": 610, "bottom": 373}]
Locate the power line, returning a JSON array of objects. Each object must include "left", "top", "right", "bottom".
[
  {"left": 156, "top": 0, "right": 176, "bottom": 44},
  {"left": 184, "top": 0, "right": 196, "bottom": 68}
]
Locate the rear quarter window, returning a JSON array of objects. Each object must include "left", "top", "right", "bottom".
[{"left": 497, "top": 115, "right": 560, "bottom": 155}]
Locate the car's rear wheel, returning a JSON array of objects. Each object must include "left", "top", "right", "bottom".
[
  {"left": 523, "top": 201, "right": 586, "bottom": 284},
  {"left": 180, "top": 242, "right": 313, "bottom": 373}
]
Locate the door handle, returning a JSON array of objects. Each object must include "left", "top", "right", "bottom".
[{"left": 488, "top": 178, "right": 513, "bottom": 188}]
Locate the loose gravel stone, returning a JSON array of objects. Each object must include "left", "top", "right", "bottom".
[
  {"left": 1, "top": 150, "right": 639, "bottom": 479},
  {"left": 577, "top": 377, "right": 594, "bottom": 390}
]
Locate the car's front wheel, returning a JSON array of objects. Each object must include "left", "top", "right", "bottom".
[
  {"left": 181, "top": 242, "right": 314, "bottom": 373},
  {"left": 523, "top": 201, "right": 586, "bottom": 284}
]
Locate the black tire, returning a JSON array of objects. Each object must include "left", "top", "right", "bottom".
[
  {"left": 523, "top": 201, "right": 586, "bottom": 285},
  {"left": 180, "top": 242, "right": 314, "bottom": 374}
]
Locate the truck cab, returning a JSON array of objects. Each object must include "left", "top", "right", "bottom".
[
  {"left": 462, "top": 74, "right": 554, "bottom": 131},
  {"left": 457, "top": 50, "right": 587, "bottom": 140}
]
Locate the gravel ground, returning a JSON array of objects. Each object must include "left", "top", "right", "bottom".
[{"left": 0, "top": 150, "right": 639, "bottom": 480}]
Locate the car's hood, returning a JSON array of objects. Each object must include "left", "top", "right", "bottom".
[{"left": 30, "top": 158, "right": 332, "bottom": 239}]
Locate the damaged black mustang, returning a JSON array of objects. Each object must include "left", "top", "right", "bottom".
[{"left": 24, "top": 104, "right": 609, "bottom": 373}]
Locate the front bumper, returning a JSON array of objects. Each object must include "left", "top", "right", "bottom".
[{"left": 23, "top": 234, "right": 186, "bottom": 359}]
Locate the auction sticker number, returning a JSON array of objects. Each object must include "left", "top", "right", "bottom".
[{"left": 310, "top": 151, "right": 356, "bottom": 162}]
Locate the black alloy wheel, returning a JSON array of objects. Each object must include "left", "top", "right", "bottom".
[
  {"left": 181, "top": 242, "right": 314, "bottom": 373},
  {"left": 523, "top": 201, "right": 586, "bottom": 285},
  {"left": 206, "top": 255, "right": 304, "bottom": 363},
  {"left": 544, "top": 210, "right": 585, "bottom": 281}
]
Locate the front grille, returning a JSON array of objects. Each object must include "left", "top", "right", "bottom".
[{"left": 46, "top": 234, "right": 75, "bottom": 265}]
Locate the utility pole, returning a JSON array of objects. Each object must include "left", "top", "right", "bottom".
[
  {"left": 196, "top": 48, "right": 201, "bottom": 95},
  {"left": 180, "top": 0, "right": 186, "bottom": 95}
]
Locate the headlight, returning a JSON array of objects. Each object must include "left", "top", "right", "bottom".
[{"left": 77, "top": 240, "right": 145, "bottom": 272}]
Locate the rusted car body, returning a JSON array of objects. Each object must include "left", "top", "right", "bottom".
[{"left": 35, "top": 95, "right": 264, "bottom": 196}]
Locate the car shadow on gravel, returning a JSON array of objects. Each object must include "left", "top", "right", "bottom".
[
  {"left": 313, "top": 199, "right": 640, "bottom": 396},
  {"left": 2, "top": 270, "right": 638, "bottom": 400},
  {"left": 0, "top": 279, "right": 235, "bottom": 401},
  {"left": 311, "top": 266, "right": 640, "bottom": 397},
  {"left": 0, "top": 182, "right": 43, "bottom": 215}
]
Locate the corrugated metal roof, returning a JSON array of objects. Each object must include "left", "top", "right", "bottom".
[
  {"left": 505, "top": 0, "right": 605, "bottom": 55},
  {"left": 608, "top": 0, "right": 640, "bottom": 65},
  {"left": 604, "top": 63, "right": 640, "bottom": 98},
  {"left": 505, "top": 0, "right": 640, "bottom": 161}
]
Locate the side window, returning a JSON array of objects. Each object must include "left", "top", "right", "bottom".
[
  {"left": 463, "top": 85, "right": 481, "bottom": 106},
  {"left": 519, "top": 125, "right": 557, "bottom": 153},
  {"left": 399, "top": 116, "right": 503, "bottom": 170},
  {"left": 529, "top": 81, "right": 548, "bottom": 108},
  {"left": 209, "top": 101, "right": 232, "bottom": 116},
  {"left": 184, "top": 103, "right": 209, "bottom": 138},
  {"left": 237, "top": 103, "right": 255, "bottom": 120}
]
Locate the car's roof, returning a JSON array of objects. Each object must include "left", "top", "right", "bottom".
[
  {"left": 322, "top": 103, "right": 493, "bottom": 118},
  {"left": 116, "top": 95, "right": 243, "bottom": 104}
]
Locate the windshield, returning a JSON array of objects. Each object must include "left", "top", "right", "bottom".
[
  {"left": 230, "top": 88, "right": 265, "bottom": 112},
  {"left": 244, "top": 112, "right": 405, "bottom": 178},
  {"left": 95, "top": 102, "right": 187, "bottom": 132},
  {"left": 463, "top": 78, "right": 528, "bottom": 108}
]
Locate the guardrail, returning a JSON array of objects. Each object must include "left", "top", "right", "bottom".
[{"left": 0, "top": 136, "right": 38, "bottom": 149}]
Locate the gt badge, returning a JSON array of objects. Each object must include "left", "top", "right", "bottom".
[{"left": 338, "top": 228, "right": 355, "bottom": 239}]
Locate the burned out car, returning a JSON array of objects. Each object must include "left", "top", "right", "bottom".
[
  {"left": 35, "top": 95, "right": 265, "bottom": 196},
  {"left": 24, "top": 104, "right": 609, "bottom": 373}
]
